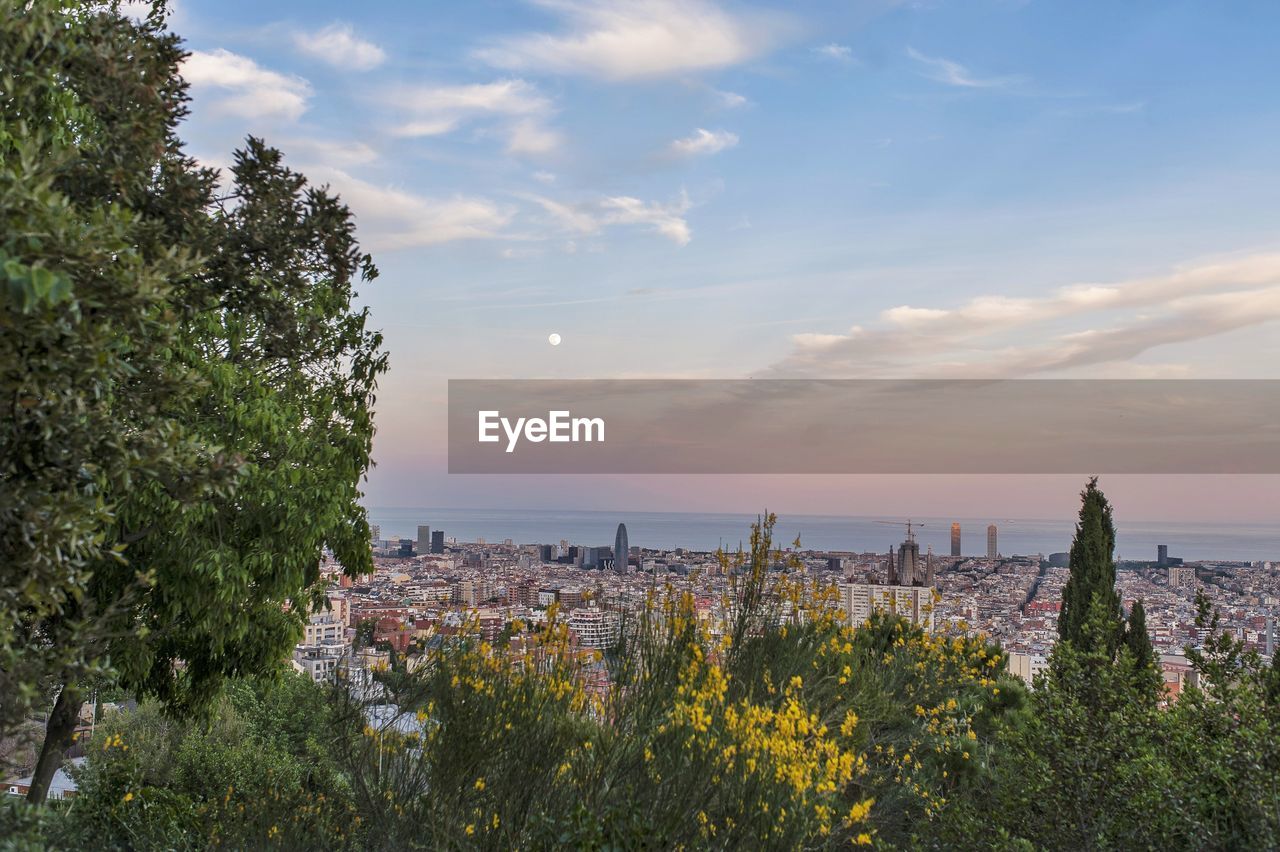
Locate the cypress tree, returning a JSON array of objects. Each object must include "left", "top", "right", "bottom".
[
  {"left": 1123, "top": 600, "right": 1156, "bottom": 669},
  {"left": 1057, "top": 477, "right": 1123, "bottom": 652},
  {"left": 1123, "top": 599, "right": 1163, "bottom": 698}
]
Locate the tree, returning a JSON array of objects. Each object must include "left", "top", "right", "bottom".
[
  {"left": 1122, "top": 599, "right": 1162, "bottom": 697},
  {"left": 2, "top": 2, "right": 386, "bottom": 802},
  {"left": 2, "top": 0, "right": 216, "bottom": 771},
  {"left": 52, "top": 674, "right": 360, "bottom": 850},
  {"left": 1057, "top": 477, "right": 1123, "bottom": 654}
]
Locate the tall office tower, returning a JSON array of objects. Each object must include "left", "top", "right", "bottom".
[
  {"left": 417, "top": 525, "right": 431, "bottom": 552},
  {"left": 430, "top": 529, "right": 445, "bottom": 554},
  {"left": 950, "top": 522, "right": 961, "bottom": 557},
  {"left": 539, "top": 544, "right": 555, "bottom": 563},
  {"left": 614, "top": 523, "right": 629, "bottom": 573},
  {"left": 987, "top": 524, "right": 998, "bottom": 559},
  {"left": 1157, "top": 544, "right": 1169, "bottom": 567}
]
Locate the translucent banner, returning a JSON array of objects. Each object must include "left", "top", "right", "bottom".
[{"left": 447, "top": 380, "right": 1280, "bottom": 474}]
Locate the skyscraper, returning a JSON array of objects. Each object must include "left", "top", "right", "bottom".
[
  {"left": 950, "top": 522, "right": 961, "bottom": 557},
  {"left": 430, "top": 529, "right": 445, "bottom": 554},
  {"left": 614, "top": 523, "right": 629, "bottom": 573},
  {"left": 1157, "top": 544, "right": 1169, "bottom": 567},
  {"left": 987, "top": 524, "right": 998, "bottom": 559},
  {"left": 417, "top": 525, "right": 430, "bottom": 552}
]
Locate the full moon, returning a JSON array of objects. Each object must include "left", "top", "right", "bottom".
[{"left": 548, "top": 333, "right": 562, "bottom": 346}]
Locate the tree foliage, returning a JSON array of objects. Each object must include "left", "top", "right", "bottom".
[
  {"left": 1057, "top": 477, "right": 1122, "bottom": 654},
  {"left": 1, "top": 0, "right": 385, "bottom": 802}
]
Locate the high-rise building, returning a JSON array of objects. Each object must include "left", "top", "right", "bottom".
[
  {"left": 417, "top": 525, "right": 430, "bottom": 552},
  {"left": 950, "top": 522, "right": 961, "bottom": 557},
  {"left": 1157, "top": 544, "right": 1169, "bottom": 567},
  {"left": 397, "top": 538, "right": 413, "bottom": 557},
  {"left": 987, "top": 524, "right": 998, "bottom": 559},
  {"left": 430, "top": 530, "right": 445, "bottom": 554},
  {"left": 370, "top": 524, "right": 380, "bottom": 544},
  {"left": 614, "top": 523, "right": 629, "bottom": 573}
]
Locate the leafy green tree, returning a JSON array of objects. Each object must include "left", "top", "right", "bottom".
[
  {"left": 1159, "top": 592, "right": 1280, "bottom": 848},
  {"left": 51, "top": 673, "right": 359, "bottom": 850},
  {"left": 998, "top": 596, "right": 1174, "bottom": 850},
  {"left": 2, "top": 0, "right": 218, "bottom": 784},
  {"left": 2, "top": 1, "right": 385, "bottom": 802}
]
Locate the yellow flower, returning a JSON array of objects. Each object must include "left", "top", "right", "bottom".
[
  {"left": 122, "top": 792, "right": 134, "bottom": 803},
  {"left": 855, "top": 832, "right": 873, "bottom": 845},
  {"left": 465, "top": 824, "right": 475, "bottom": 836},
  {"left": 474, "top": 778, "right": 486, "bottom": 791},
  {"left": 846, "top": 797, "right": 874, "bottom": 824}
]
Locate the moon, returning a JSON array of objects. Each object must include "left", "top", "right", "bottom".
[{"left": 548, "top": 332, "right": 562, "bottom": 346}]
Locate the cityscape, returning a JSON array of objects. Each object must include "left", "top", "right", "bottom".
[
  {"left": 7, "top": 1, "right": 1280, "bottom": 848},
  {"left": 295, "top": 516, "right": 1278, "bottom": 704}
]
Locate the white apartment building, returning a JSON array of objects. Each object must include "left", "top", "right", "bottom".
[
  {"left": 839, "top": 583, "right": 936, "bottom": 631},
  {"left": 568, "top": 606, "right": 621, "bottom": 649},
  {"left": 1006, "top": 651, "right": 1049, "bottom": 687}
]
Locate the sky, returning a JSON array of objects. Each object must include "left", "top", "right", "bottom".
[{"left": 157, "top": 0, "right": 1280, "bottom": 523}]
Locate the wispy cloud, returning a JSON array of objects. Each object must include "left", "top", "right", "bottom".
[
  {"left": 279, "top": 137, "right": 379, "bottom": 167},
  {"left": 292, "top": 23, "right": 386, "bottom": 71},
  {"left": 182, "top": 49, "right": 311, "bottom": 120},
  {"left": 906, "top": 47, "right": 1022, "bottom": 89},
  {"left": 670, "top": 128, "right": 739, "bottom": 157},
  {"left": 527, "top": 190, "right": 693, "bottom": 245},
  {"left": 712, "top": 88, "right": 750, "bottom": 108},
  {"left": 772, "top": 253, "right": 1280, "bottom": 378},
  {"left": 812, "top": 43, "right": 855, "bottom": 63},
  {"left": 306, "top": 167, "right": 513, "bottom": 250},
  {"left": 473, "top": 0, "right": 792, "bottom": 80},
  {"left": 391, "top": 79, "right": 561, "bottom": 155}
]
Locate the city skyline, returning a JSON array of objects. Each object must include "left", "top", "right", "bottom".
[{"left": 164, "top": 0, "right": 1280, "bottom": 520}]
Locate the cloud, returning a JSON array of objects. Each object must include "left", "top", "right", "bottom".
[
  {"left": 601, "top": 194, "right": 691, "bottom": 244},
  {"left": 473, "top": 0, "right": 790, "bottom": 80},
  {"left": 527, "top": 190, "right": 693, "bottom": 245},
  {"left": 182, "top": 49, "right": 311, "bottom": 120},
  {"left": 506, "top": 119, "right": 563, "bottom": 154},
  {"left": 392, "top": 79, "right": 561, "bottom": 154},
  {"left": 279, "top": 138, "right": 379, "bottom": 167},
  {"left": 713, "top": 88, "right": 749, "bottom": 108},
  {"left": 812, "top": 43, "right": 855, "bottom": 63},
  {"left": 398, "top": 79, "right": 551, "bottom": 116},
  {"left": 906, "top": 47, "right": 1022, "bottom": 89},
  {"left": 670, "top": 128, "right": 739, "bottom": 157},
  {"left": 293, "top": 23, "right": 386, "bottom": 71},
  {"left": 772, "top": 253, "right": 1280, "bottom": 378},
  {"left": 305, "top": 167, "right": 513, "bottom": 250}
]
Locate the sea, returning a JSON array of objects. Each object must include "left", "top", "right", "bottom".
[{"left": 366, "top": 507, "right": 1280, "bottom": 563}]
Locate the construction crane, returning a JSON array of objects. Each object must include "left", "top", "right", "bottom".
[{"left": 875, "top": 519, "right": 923, "bottom": 543}]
